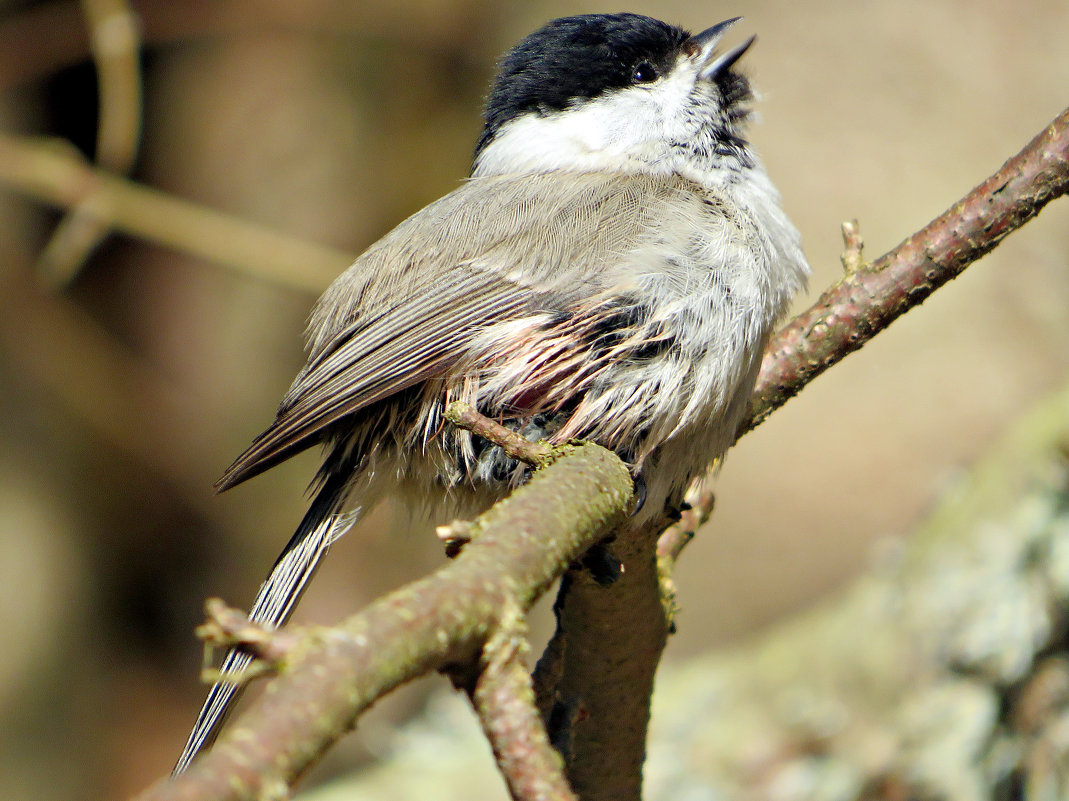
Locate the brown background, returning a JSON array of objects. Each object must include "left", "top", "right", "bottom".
[{"left": 0, "top": 1, "right": 1066, "bottom": 798}]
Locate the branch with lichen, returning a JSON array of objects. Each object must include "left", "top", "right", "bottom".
[
  {"left": 466, "top": 601, "right": 578, "bottom": 801},
  {"left": 295, "top": 370, "right": 1069, "bottom": 801},
  {"left": 134, "top": 439, "right": 633, "bottom": 801}
]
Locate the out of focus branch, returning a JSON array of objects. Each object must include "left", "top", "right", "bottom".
[
  {"left": 37, "top": 0, "right": 144, "bottom": 286},
  {"left": 0, "top": 132, "right": 351, "bottom": 291},
  {"left": 0, "top": 268, "right": 227, "bottom": 511}
]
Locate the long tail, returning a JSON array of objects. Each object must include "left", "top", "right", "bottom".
[{"left": 172, "top": 473, "right": 357, "bottom": 775}]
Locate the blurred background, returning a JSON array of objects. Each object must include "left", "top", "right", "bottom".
[{"left": 0, "top": 1, "right": 1066, "bottom": 798}]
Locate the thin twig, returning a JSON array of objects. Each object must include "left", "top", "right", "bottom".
[
  {"left": 655, "top": 475, "right": 716, "bottom": 631},
  {"left": 839, "top": 219, "right": 864, "bottom": 275},
  {"left": 197, "top": 599, "right": 297, "bottom": 669},
  {"left": 436, "top": 519, "right": 477, "bottom": 557},
  {"left": 37, "top": 0, "right": 143, "bottom": 286},
  {"left": 469, "top": 602, "right": 577, "bottom": 801},
  {"left": 445, "top": 401, "right": 555, "bottom": 467},
  {"left": 656, "top": 474, "right": 715, "bottom": 567}
]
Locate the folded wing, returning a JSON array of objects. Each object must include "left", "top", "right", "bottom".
[{"left": 216, "top": 269, "right": 533, "bottom": 489}]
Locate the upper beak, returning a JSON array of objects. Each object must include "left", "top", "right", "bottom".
[{"left": 686, "top": 17, "right": 756, "bottom": 80}]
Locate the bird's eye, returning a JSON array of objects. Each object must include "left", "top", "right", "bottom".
[{"left": 632, "top": 61, "right": 659, "bottom": 83}]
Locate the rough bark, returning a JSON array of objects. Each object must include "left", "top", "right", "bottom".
[{"left": 133, "top": 443, "right": 633, "bottom": 801}]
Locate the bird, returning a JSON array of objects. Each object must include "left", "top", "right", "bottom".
[{"left": 173, "top": 11, "right": 809, "bottom": 774}]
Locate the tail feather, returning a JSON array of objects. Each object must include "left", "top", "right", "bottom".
[{"left": 172, "top": 476, "right": 357, "bottom": 775}]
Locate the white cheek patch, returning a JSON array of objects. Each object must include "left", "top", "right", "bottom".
[
  {"left": 647, "top": 63, "right": 703, "bottom": 121},
  {"left": 473, "top": 63, "right": 706, "bottom": 179},
  {"left": 470, "top": 58, "right": 745, "bottom": 190},
  {"left": 473, "top": 97, "right": 653, "bottom": 176}
]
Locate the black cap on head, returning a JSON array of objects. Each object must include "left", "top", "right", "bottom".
[{"left": 475, "top": 13, "right": 689, "bottom": 158}]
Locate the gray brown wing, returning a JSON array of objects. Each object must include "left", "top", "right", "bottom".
[
  {"left": 216, "top": 170, "right": 708, "bottom": 490},
  {"left": 216, "top": 269, "right": 532, "bottom": 489}
]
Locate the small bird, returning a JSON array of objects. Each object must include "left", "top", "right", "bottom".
[{"left": 174, "top": 12, "right": 809, "bottom": 773}]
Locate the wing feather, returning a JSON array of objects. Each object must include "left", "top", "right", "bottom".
[{"left": 217, "top": 271, "right": 530, "bottom": 489}]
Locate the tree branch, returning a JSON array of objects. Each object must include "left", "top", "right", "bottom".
[
  {"left": 0, "top": 0, "right": 495, "bottom": 93},
  {"left": 467, "top": 602, "right": 578, "bottom": 801},
  {"left": 744, "top": 106, "right": 1069, "bottom": 434},
  {"left": 134, "top": 442, "right": 633, "bottom": 801},
  {"left": 293, "top": 376, "right": 1069, "bottom": 801},
  {"left": 656, "top": 474, "right": 716, "bottom": 631},
  {"left": 523, "top": 105, "right": 1069, "bottom": 801},
  {"left": 446, "top": 401, "right": 555, "bottom": 467},
  {"left": 535, "top": 518, "right": 669, "bottom": 801},
  {"left": 195, "top": 599, "right": 298, "bottom": 672}
]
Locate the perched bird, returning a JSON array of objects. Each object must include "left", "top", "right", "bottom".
[{"left": 174, "top": 12, "right": 809, "bottom": 773}]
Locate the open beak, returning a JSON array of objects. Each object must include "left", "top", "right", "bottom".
[{"left": 687, "top": 17, "right": 756, "bottom": 80}]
